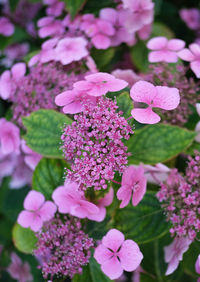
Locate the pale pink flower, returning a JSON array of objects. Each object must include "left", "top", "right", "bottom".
[
  {"left": 147, "top": 36, "right": 185, "bottom": 63},
  {"left": 0, "top": 149, "right": 17, "bottom": 185},
  {"left": 55, "top": 37, "right": 88, "bottom": 65},
  {"left": 17, "top": 190, "right": 57, "bottom": 232},
  {"left": 195, "top": 255, "right": 200, "bottom": 274},
  {"left": 130, "top": 81, "right": 180, "bottom": 124},
  {"left": 94, "top": 229, "right": 143, "bottom": 279},
  {"left": 91, "top": 19, "right": 115, "bottom": 49},
  {"left": 7, "top": 253, "right": 32, "bottom": 282},
  {"left": 143, "top": 163, "right": 170, "bottom": 184},
  {"left": 180, "top": 9, "right": 200, "bottom": 30},
  {"left": 52, "top": 181, "right": 99, "bottom": 219},
  {"left": 21, "top": 140, "right": 42, "bottom": 170},
  {"left": 74, "top": 72, "right": 128, "bottom": 96},
  {"left": 0, "top": 17, "right": 15, "bottom": 36},
  {"left": 178, "top": 43, "right": 200, "bottom": 78},
  {"left": 164, "top": 236, "right": 192, "bottom": 275},
  {"left": 112, "top": 69, "right": 141, "bottom": 87},
  {"left": 88, "top": 188, "right": 114, "bottom": 222},
  {"left": 117, "top": 165, "right": 147, "bottom": 208},
  {"left": 0, "top": 118, "right": 20, "bottom": 155},
  {"left": 38, "top": 16, "right": 64, "bottom": 38},
  {"left": 0, "top": 62, "right": 26, "bottom": 99}
]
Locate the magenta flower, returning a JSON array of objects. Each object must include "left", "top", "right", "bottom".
[
  {"left": 74, "top": 72, "right": 128, "bottom": 96},
  {"left": 178, "top": 43, "right": 200, "bottom": 78},
  {"left": 21, "top": 140, "right": 42, "bottom": 170},
  {"left": 164, "top": 237, "right": 192, "bottom": 275},
  {"left": 117, "top": 165, "right": 147, "bottom": 208},
  {"left": 7, "top": 252, "right": 32, "bottom": 282},
  {"left": 0, "top": 17, "right": 15, "bottom": 37},
  {"left": 52, "top": 181, "right": 99, "bottom": 219},
  {"left": 17, "top": 191, "right": 57, "bottom": 232},
  {"left": 94, "top": 229, "right": 143, "bottom": 279},
  {"left": 147, "top": 36, "right": 185, "bottom": 63},
  {"left": 143, "top": 163, "right": 170, "bottom": 184},
  {"left": 0, "top": 62, "right": 26, "bottom": 100},
  {"left": 38, "top": 16, "right": 64, "bottom": 38},
  {"left": 0, "top": 118, "right": 20, "bottom": 155},
  {"left": 112, "top": 69, "right": 141, "bottom": 87},
  {"left": 55, "top": 37, "right": 88, "bottom": 65},
  {"left": 180, "top": 8, "right": 200, "bottom": 30},
  {"left": 195, "top": 255, "right": 200, "bottom": 275},
  {"left": 130, "top": 80, "right": 180, "bottom": 124}
]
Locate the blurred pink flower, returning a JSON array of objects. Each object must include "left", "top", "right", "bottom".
[
  {"left": 74, "top": 72, "right": 128, "bottom": 96},
  {"left": 164, "top": 236, "right": 192, "bottom": 275},
  {"left": 38, "top": 16, "right": 64, "bottom": 38},
  {"left": 0, "top": 118, "right": 20, "bottom": 155},
  {"left": 143, "top": 163, "right": 170, "bottom": 184},
  {"left": 117, "top": 165, "right": 147, "bottom": 208},
  {"left": 94, "top": 229, "right": 143, "bottom": 279},
  {"left": 45, "top": 0, "right": 64, "bottom": 17},
  {"left": 147, "top": 36, "right": 185, "bottom": 63},
  {"left": 0, "top": 149, "right": 17, "bottom": 185},
  {"left": 112, "top": 69, "right": 141, "bottom": 87},
  {"left": 0, "top": 17, "right": 14, "bottom": 36},
  {"left": 180, "top": 8, "right": 200, "bottom": 30},
  {"left": 17, "top": 190, "right": 57, "bottom": 232},
  {"left": 130, "top": 80, "right": 180, "bottom": 124},
  {"left": 195, "top": 255, "right": 200, "bottom": 275},
  {"left": 7, "top": 252, "right": 32, "bottom": 282},
  {"left": 21, "top": 140, "right": 42, "bottom": 170},
  {"left": 55, "top": 37, "right": 88, "bottom": 65},
  {"left": 178, "top": 43, "right": 200, "bottom": 78}
]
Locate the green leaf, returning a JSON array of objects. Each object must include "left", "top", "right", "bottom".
[
  {"left": 12, "top": 224, "right": 37, "bottom": 254},
  {"left": 65, "top": 0, "right": 87, "bottom": 19},
  {"left": 114, "top": 192, "right": 169, "bottom": 244},
  {"left": 130, "top": 40, "right": 149, "bottom": 72},
  {"left": 152, "top": 22, "right": 174, "bottom": 39},
  {"left": 73, "top": 256, "right": 111, "bottom": 282},
  {"left": 91, "top": 48, "right": 115, "bottom": 70},
  {"left": 127, "top": 124, "right": 196, "bottom": 165},
  {"left": 116, "top": 91, "right": 133, "bottom": 119},
  {"left": 32, "top": 158, "right": 68, "bottom": 199},
  {"left": 22, "top": 109, "right": 72, "bottom": 158}
]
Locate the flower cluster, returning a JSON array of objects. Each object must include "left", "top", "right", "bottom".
[
  {"left": 34, "top": 215, "right": 93, "bottom": 279},
  {"left": 157, "top": 153, "right": 200, "bottom": 240},
  {"left": 61, "top": 96, "right": 133, "bottom": 190}
]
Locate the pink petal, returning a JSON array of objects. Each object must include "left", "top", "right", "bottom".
[
  {"left": 97, "top": 20, "right": 115, "bottom": 36},
  {"left": 195, "top": 255, "right": 200, "bottom": 274},
  {"left": 73, "top": 80, "right": 92, "bottom": 91},
  {"left": 101, "top": 257, "right": 123, "bottom": 279},
  {"left": 63, "top": 102, "right": 84, "bottom": 114},
  {"left": 87, "top": 206, "right": 106, "bottom": 222},
  {"left": 86, "top": 72, "right": 114, "bottom": 82},
  {"left": 190, "top": 60, "right": 200, "bottom": 78},
  {"left": 131, "top": 108, "right": 161, "bottom": 124},
  {"left": 99, "top": 187, "right": 114, "bottom": 207},
  {"left": 38, "top": 201, "right": 57, "bottom": 222},
  {"left": 24, "top": 154, "right": 42, "bottom": 171},
  {"left": 106, "top": 78, "right": 128, "bottom": 92},
  {"left": 102, "top": 229, "right": 125, "bottom": 252},
  {"left": 99, "top": 8, "right": 117, "bottom": 24},
  {"left": 94, "top": 244, "right": 113, "bottom": 264},
  {"left": 55, "top": 90, "right": 74, "bottom": 106},
  {"left": 24, "top": 190, "right": 45, "bottom": 211},
  {"left": 130, "top": 80, "right": 156, "bottom": 104},
  {"left": 178, "top": 48, "right": 195, "bottom": 61},
  {"left": 117, "top": 185, "right": 132, "bottom": 208},
  {"left": 167, "top": 39, "right": 185, "bottom": 51},
  {"left": 118, "top": 239, "right": 143, "bottom": 271},
  {"left": 92, "top": 34, "right": 111, "bottom": 49},
  {"left": 189, "top": 43, "right": 200, "bottom": 56},
  {"left": 149, "top": 50, "right": 178, "bottom": 63},
  {"left": 165, "top": 255, "right": 179, "bottom": 275},
  {"left": 0, "top": 71, "right": 11, "bottom": 99},
  {"left": 52, "top": 185, "right": 74, "bottom": 213},
  {"left": 17, "top": 210, "right": 43, "bottom": 232},
  {"left": 132, "top": 177, "right": 146, "bottom": 206},
  {"left": 11, "top": 63, "right": 26, "bottom": 80},
  {"left": 153, "top": 86, "right": 180, "bottom": 110},
  {"left": 147, "top": 37, "right": 168, "bottom": 50},
  {"left": 71, "top": 200, "right": 99, "bottom": 218}
]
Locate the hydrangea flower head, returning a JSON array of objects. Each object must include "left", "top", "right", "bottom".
[
  {"left": 164, "top": 237, "right": 192, "bottom": 275},
  {"left": 73, "top": 72, "right": 128, "bottom": 96},
  {"left": 117, "top": 165, "right": 147, "bottom": 208},
  {"left": 130, "top": 80, "right": 180, "bottom": 124},
  {"left": 94, "top": 229, "right": 143, "bottom": 279},
  {"left": 178, "top": 43, "right": 200, "bottom": 78},
  {"left": 17, "top": 190, "right": 57, "bottom": 232},
  {"left": 147, "top": 36, "right": 185, "bottom": 63}
]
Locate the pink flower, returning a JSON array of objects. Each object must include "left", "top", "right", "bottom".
[
  {"left": 164, "top": 236, "right": 192, "bottom": 275},
  {"left": 117, "top": 165, "right": 147, "bottom": 208},
  {"left": 0, "top": 118, "right": 20, "bottom": 155},
  {"left": 0, "top": 149, "right": 17, "bottom": 185},
  {"left": 112, "top": 69, "right": 141, "bottom": 87},
  {"left": 0, "top": 62, "right": 26, "bottom": 100},
  {"left": 94, "top": 229, "right": 143, "bottom": 279},
  {"left": 55, "top": 37, "right": 88, "bottom": 65},
  {"left": 178, "top": 43, "right": 200, "bottom": 78},
  {"left": 88, "top": 188, "right": 114, "bottom": 222},
  {"left": 52, "top": 181, "right": 100, "bottom": 219},
  {"left": 17, "top": 191, "right": 57, "bottom": 232},
  {"left": 143, "top": 163, "right": 170, "bottom": 184},
  {"left": 46, "top": 0, "right": 64, "bottom": 17},
  {"left": 7, "top": 253, "right": 32, "bottom": 282},
  {"left": 0, "top": 17, "right": 15, "bottom": 37},
  {"left": 147, "top": 36, "right": 185, "bottom": 63},
  {"left": 180, "top": 9, "right": 200, "bottom": 30},
  {"left": 195, "top": 255, "right": 200, "bottom": 275},
  {"left": 91, "top": 19, "right": 115, "bottom": 49},
  {"left": 130, "top": 81, "right": 180, "bottom": 124},
  {"left": 55, "top": 89, "right": 96, "bottom": 114},
  {"left": 74, "top": 72, "right": 128, "bottom": 96},
  {"left": 86, "top": 56, "right": 98, "bottom": 73},
  {"left": 21, "top": 140, "right": 42, "bottom": 170},
  {"left": 38, "top": 16, "right": 64, "bottom": 38}
]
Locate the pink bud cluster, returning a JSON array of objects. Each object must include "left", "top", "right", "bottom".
[
  {"left": 61, "top": 97, "right": 133, "bottom": 191},
  {"left": 157, "top": 153, "right": 200, "bottom": 240},
  {"left": 34, "top": 215, "right": 93, "bottom": 279}
]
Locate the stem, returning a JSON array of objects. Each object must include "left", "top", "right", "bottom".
[
  {"left": 111, "top": 179, "right": 121, "bottom": 185},
  {"left": 126, "top": 116, "right": 133, "bottom": 121}
]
